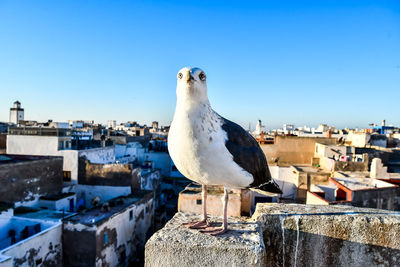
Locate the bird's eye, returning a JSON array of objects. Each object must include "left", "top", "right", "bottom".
[
  {"left": 199, "top": 72, "right": 206, "bottom": 81},
  {"left": 178, "top": 73, "right": 183, "bottom": 79}
]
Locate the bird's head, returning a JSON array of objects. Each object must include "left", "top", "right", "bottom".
[{"left": 176, "top": 67, "right": 209, "bottom": 105}]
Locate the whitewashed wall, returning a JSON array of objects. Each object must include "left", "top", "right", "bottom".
[
  {"left": 63, "top": 185, "right": 131, "bottom": 209},
  {"left": 79, "top": 146, "right": 115, "bottom": 164},
  {"left": 95, "top": 198, "right": 154, "bottom": 267},
  {"left": 39, "top": 195, "right": 76, "bottom": 212},
  {"left": 143, "top": 152, "right": 172, "bottom": 176},
  {"left": 0, "top": 220, "right": 61, "bottom": 266},
  {"left": 269, "top": 166, "right": 297, "bottom": 199},
  {"left": 7, "top": 135, "right": 60, "bottom": 155}
]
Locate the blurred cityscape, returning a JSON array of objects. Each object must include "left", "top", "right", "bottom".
[{"left": 0, "top": 100, "right": 399, "bottom": 266}]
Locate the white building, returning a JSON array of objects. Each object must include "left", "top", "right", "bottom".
[
  {"left": 0, "top": 208, "right": 63, "bottom": 266},
  {"left": 253, "top": 120, "right": 265, "bottom": 136},
  {"left": 9, "top": 101, "right": 24, "bottom": 124},
  {"left": 6, "top": 127, "right": 139, "bottom": 183},
  {"left": 107, "top": 120, "right": 117, "bottom": 129}
]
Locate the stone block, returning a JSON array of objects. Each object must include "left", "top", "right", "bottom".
[
  {"left": 178, "top": 184, "right": 251, "bottom": 217},
  {"left": 253, "top": 203, "right": 400, "bottom": 266},
  {"left": 145, "top": 212, "right": 265, "bottom": 267}
]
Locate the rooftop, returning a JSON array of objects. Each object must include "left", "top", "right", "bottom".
[
  {"left": 333, "top": 177, "right": 396, "bottom": 190},
  {"left": 8, "top": 127, "right": 71, "bottom": 137},
  {"left": 39, "top": 192, "right": 75, "bottom": 201},
  {"left": 146, "top": 204, "right": 400, "bottom": 267},
  {"left": 65, "top": 190, "right": 152, "bottom": 226},
  {"left": 0, "top": 154, "right": 61, "bottom": 165},
  {"left": 14, "top": 207, "right": 75, "bottom": 222}
]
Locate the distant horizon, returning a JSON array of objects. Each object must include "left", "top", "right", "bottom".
[
  {"left": 0, "top": 99, "right": 394, "bottom": 131},
  {"left": 1, "top": 1, "right": 399, "bottom": 129}
]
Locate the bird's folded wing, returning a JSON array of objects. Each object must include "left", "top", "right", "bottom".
[{"left": 220, "top": 116, "right": 281, "bottom": 193}]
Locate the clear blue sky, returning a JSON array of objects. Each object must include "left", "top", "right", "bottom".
[{"left": 0, "top": 0, "right": 399, "bottom": 129}]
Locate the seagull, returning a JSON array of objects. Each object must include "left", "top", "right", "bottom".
[{"left": 168, "top": 67, "right": 282, "bottom": 235}]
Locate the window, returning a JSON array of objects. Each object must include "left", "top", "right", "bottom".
[
  {"left": 104, "top": 233, "right": 108, "bottom": 245},
  {"left": 59, "top": 141, "right": 64, "bottom": 149},
  {"left": 129, "top": 210, "right": 133, "bottom": 221},
  {"left": 63, "top": 171, "right": 71, "bottom": 182},
  {"left": 196, "top": 199, "right": 202, "bottom": 205}
]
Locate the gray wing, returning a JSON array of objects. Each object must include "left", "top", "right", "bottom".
[{"left": 220, "top": 116, "right": 282, "bottom": 194}]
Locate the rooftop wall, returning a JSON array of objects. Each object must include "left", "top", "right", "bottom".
[
  {"left": 261, "top": 136, "right": 336, "bottom": 165},
  {"left": 78, "top": 158, "right": 139, "bottom": 186},
  {"left": 0, "top": 220, "right": 61, "bottom": 267},
  {"left": 63, "top": 192, "right": 154, "bottom": 267},
  {"left": 255, "top": 204, "right": 400, "bottom": 266},
  {"left": 0, "top": 157, "right": 63, "bottom": 205},
  {"left": 146, "top": 204, "right": 400, "bottom": 267}
]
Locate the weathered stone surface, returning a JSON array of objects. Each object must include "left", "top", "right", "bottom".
[
  {"left": 253, "top": 203, "right": 400, "bottom": 266},
  {"left": 146, "top": 204, "right": 400, "bottom": 267},
  {"left": 0, "top": 156, "right": 63, "bottom": 204},
  {"left": 145, "top": 212, "right": 265, "bottom": 267}
]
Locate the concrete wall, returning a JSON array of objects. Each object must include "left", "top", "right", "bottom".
[
  {"left": 62, "top": 226, "right": 96, "bottom": 266},
  {"left": 319, "top": 156, "right": 368, "bottom": 172},
  {"left": 79, "top": 146, "right": 116, "bottom": 164},
  {"left": 348, "top": 132, "right": 370, "bottom": 147},
  {"left": 38, "top": 195, "right": 77, "bottom": 211},
  {"left": 142, "top": 152, "right": 172, "bottom": 176},
  {"left": 146, "top": 204, "right": 400, "bottom": 267},
  {"left": 7, "top": 135, "right": 81, "bottom": 182},
  {"left": 306, "top": 191, "right": 329, "bottom": 205},
  {"left": 7, "top": 135, "right": 70, "bottom": 155},
  {"left": 315, "top": 143, "right": 347, "bottom": 159},
  {"left": 63, "top": 184, "right": 132, "bottom": 209},
  {"left": 63, "top": 193, "right": 154, "bottom": 267},
  {"left": 334, "top": 160, "right": 368, "bottom": 172},
  {"left": 0, "top": 157, "right": 63, "bottom": 205},
  {"left": 255, "top": 204, "right": 400, "bottom": 266},
  {"left": 0, "top": 221, "right": 62, "bottom": 267},
  {"left": 261, "top": 136, "right": 336, "bottom": 165},
  {"left": 78, "top": 159, "right": 139, "bottom": 186},
  {"left": 95, "top": 196, "right": 154, "bottom": 266},
  {"left": 269, "top": 166, "right": 297, "bottom": 199},
  {"left": 58, "top": 150, "right": 79, "bottom": 182},
  {"left": 352, "top": 187, "right": 400, "bottom": 211}
]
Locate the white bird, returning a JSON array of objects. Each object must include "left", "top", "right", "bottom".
[{"left": 168, "top": 67, "right": 282, "bottom": 235}]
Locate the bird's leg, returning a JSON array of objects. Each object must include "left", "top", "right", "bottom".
[
  {"left": 200, "top": 186, "right": 228, "bottom": 235},
  {"left": 183, "top": 184, "right": 210, "bottom": 229}
]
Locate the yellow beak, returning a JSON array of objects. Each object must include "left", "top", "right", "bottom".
[{"left": 186, "top": 70, "right": 191, "bottom": 82}]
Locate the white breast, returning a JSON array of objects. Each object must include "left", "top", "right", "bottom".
[{"left": 168, "top": 104, "right": 253, "bottom": 189}]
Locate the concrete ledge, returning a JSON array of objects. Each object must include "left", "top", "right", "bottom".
[
  {"left": 145, "top": 212, "right": 265, "bottom": 267},
  {"left": 146, "top": 204, "right": 400, "bottom": 267},
  {"left": 253, "top": 204, "right": 400, "bottom": 266}
]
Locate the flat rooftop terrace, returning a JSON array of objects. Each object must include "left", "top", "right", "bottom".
[
  {"left": 14, "top": 206, "right": 75, "bottom": 222},
  {"left": 334, "top": 177, "right": 395, "bottom": 190},
  {"left": 8, "top": 127, "right": 71, "bottom": 137},
  {"left": 65, "top": 191, "right": 152, "bottom": 226},
  {"left": 0, "top": 154, "right": 61, "bottom": 165},
  {"left": 293, "top": 165, "right": 331, "bottom": 174}
]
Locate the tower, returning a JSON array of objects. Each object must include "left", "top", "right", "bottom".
[{"left": 9, "top": 101, "right": 24, "bottom": 124}]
